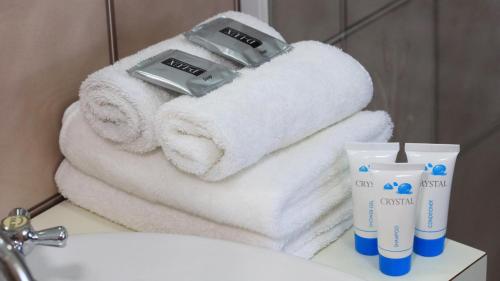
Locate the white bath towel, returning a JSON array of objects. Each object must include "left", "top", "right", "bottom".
[
  {"left": 79, "top": 11, "right": 284, "bottom": 153},
  {"left": 56, "top": 161, "right": 353, "bottom": 258},
  {"left": 60, "top": 103, "right": 392, "bottom": 238},
  {"left": 155, "top": 40, "right": 373, "bottom": 181}
]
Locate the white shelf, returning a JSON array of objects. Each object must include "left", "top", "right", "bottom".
[
  {"left": 32, "top": 201, "right": 486, "bottom": 281},
  {"left": 313, "top": 229, "right": 486, "bottom": 280}
]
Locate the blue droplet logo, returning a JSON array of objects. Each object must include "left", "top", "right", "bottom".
[
  {"left": 432, "top": 164, "right": 446, "bottom": 176},
  {"left": 358, "top": 165, "right": 369, "bottom": 173},
  {"left": 397, "top": 183, "right": 413, "bottom": 194},
  {"left": 425, "top": 163, "right": 446, "bottom": 176},
  {"left": 384, "top": 182, "right": 412, "bottom": 194}
]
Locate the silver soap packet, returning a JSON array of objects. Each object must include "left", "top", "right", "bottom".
[
  {"left": 185, "top": 17, "right": 292, "bottom": 67},
  {"left": 127, "top": 49, "right": 237, "bottom": 97}
]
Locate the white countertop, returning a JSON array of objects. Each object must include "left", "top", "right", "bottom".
[{"left": 32, "top": 201, "right": 486, "bottom": 281}]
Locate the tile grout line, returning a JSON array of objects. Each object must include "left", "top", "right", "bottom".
[
  {"left": 234, "top": 0, "right": 241, "bottom": 12},
  {"left": 29, "top": 0, "right": 119, "bottom": 217},
  {"left": 325, "top": 0, "right": 411, "bottom": 45},
  {"left": 29, "top": 194, "right": 65, "bottom": 218},
  {"left": 267, "top": 0, "right": 272, "bottom": 25},
  {"left": 433, "top": 0, "right": 440, "bottom": 143},
  {"left": 338, "top": 0, "right": 347, "bottom": 49},
  {"left": 105, "top": 0, "right": 119, "bottom": 63}
]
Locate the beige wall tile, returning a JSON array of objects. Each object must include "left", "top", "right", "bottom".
[
  {"left": 114, "top": 0, "right": 236, "bottom": 58},
  {"left": 0, "top": 0, "right": 109, "bottom": 215}
]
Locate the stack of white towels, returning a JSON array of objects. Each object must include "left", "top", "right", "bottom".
[{"left": 56, "top": 11, "right": 393, "bottom": 258}]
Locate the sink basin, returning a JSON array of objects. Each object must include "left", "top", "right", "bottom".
[{"left": 26, "top": 233, "right": 364, "bottom": 281}]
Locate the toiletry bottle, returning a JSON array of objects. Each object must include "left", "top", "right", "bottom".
[
  {"left": 371, "top": 163, "right": 425, "bottom": 276},
  {"left": 345, "top": 142, "right": 399, "bottom": 255},
  {"left": 405, "top": 143, "right": 460, "bottom": 257}
]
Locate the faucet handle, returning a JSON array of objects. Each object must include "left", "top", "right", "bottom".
[
  {"left": 31, "top": 226, "right": 68, "bottom": 248},
  {"left": 1, "top": 207, "right": 68, "bottom": 255}
]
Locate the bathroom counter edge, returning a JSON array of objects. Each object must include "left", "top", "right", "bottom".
[{"left": 32, "top": 201, "right": 486, "bottom": 281}]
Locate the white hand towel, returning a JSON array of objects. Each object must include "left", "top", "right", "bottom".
[
  {"left": 56, "top": 161, "right": 353, "bottom": 258},
  {"left": 155, "top": 40, "right": 373, "bottom": 181},
  {"left": 79, "top": 11, "right": 284, "bottom": 153},
  {"left": 60, "top": 103, "right": 392, "bottom": 238}
]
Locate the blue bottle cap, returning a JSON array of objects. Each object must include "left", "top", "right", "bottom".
[
  {"left": 354, "top": 234, "right": 378, "bottom": 256},
  {"left": 379, "top": 254, "right": 412, "bottom": 276},
  {"left": 414, "top": 236, "right": 445, "bottom": 257}
]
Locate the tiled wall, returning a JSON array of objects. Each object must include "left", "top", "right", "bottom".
[
  {"left": 0, "top": 1, "right": 110, "bottom": 216},
  {"left": 0, "top": 0, "right": 236, "bottom": 216},
  {"left": 271, "top": 0, "right": 341, "bottom": 42},
  {"left": 271, "top": 1, "right": 500, "bottom": 280},
  {"left": 113, "top": 0, "right": 236, "bottom": 59}
]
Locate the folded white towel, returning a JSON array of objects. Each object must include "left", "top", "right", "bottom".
[
  {"left": 155, "top": 40, "right": 373, "bottom": 181},
  {"left": 56, "top": 161, "right": 353, "bottom": 258},
  {"left": 60, "top": 103, "right": 392, "bottom": 238},
  {"left": 79, "top": 11, "right": 284, "bottom": 153}
]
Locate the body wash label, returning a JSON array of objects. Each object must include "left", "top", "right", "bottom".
[{"left": 345, "top": 142, "right": 399, "bottom": 255}]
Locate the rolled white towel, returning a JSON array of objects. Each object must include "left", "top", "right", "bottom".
[
  {"left": 79, "top": 11, "right": 284, "bottom": 153},
  {"left": 155, "top": 40, "right": 373, "bottom": 181},
  {"left": 56, "top": 160, "right": 353, "bottom": 258},
  {"left": 60, "top": 103, "right": 392, "bottom": 238}
]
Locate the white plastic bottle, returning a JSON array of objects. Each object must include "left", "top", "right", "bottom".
[
  {"left": 371, "top": 163, "right": 425, "bottom": 276},
  {"left": 405, "top": 143, "right": 460, "bottom": 257},
  {"left": 345, "top": 142, "right": 399, "bottom": 255}
]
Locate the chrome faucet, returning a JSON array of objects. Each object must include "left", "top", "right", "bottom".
[{"left": 0, "top": 208, "right": 68, "bottom": 281}]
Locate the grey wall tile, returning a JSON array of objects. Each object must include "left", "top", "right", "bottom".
[
  {"left": 270, "top": 0, "right": 340, "bottom": 42},
  {"left": 114, "top": 0, "right": 235, "bottom": 58},
  {"left": 345, "top": 0, "right": 435, "bottom": 142},
  {"left": 0, "top": 0, "right": 110, "bottom": 215},
  {"left": 438, "top": 2, "right": 500, "bottom": 280},
  {"left": 447, "top": 130, "right": 500, "bottom": 281},
  {"left": 346, "top": 0, "right": 394, "bottom": 24},
  {"left": 437, "top": 0, "right": 500, "bottom": 145}
]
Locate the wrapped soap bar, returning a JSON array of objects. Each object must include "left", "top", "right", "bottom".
[
  {"left": 127, "top": 49, "right": 237, "bottom": 97},
  {"left": 185, "top": 17, "right": 291, "bottom": 67}
]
